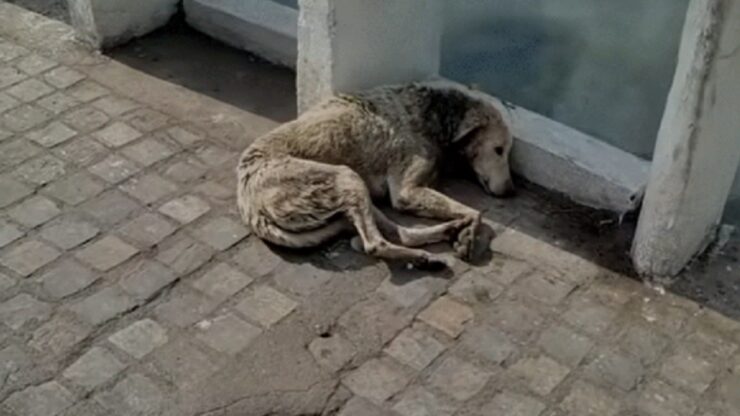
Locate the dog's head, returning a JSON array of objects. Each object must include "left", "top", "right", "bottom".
[{"left": 453, "top": 102, "right": 515, "bottom": 197}]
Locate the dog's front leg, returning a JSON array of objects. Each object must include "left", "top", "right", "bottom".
[{"left": 390, "top": 184, "right": 481, "bottom": 260}]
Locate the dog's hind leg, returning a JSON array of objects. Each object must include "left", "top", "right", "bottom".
[
  {"left": 371, "top": 207, "right": 468, "bottom": 247},
  {"left": 251, "top": 215, "right": 351, "bottom": 248}
]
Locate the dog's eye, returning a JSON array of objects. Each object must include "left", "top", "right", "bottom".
[{"left": 495, "top": 146, "right": 504, "bottom": 156}]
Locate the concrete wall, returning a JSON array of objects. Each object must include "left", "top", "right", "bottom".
[{"left": 68, "top": 0, "right": 179, "bottom": 48}]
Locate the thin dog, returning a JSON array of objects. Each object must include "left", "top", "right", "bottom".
[{"left": 236, "top": 83, "right": 514, "bottom": 269}]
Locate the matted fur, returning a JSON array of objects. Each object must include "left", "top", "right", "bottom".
[{"left": 236, "top": 83, "right": 513, "bottom": 269}]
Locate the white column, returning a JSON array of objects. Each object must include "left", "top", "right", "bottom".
[
  {"left": 67, "top": 0, "right": 179, "bottom": 48},
  {"left": 632, "top": 0, "right": 740, "bottom": 277},
  {"left": 296, "top": 0, "right": 443, "bottom": 113}
]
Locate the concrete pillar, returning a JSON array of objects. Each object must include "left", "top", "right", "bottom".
[
  {"left": 296, "top": 0, "right": 443, "bottom": 113},
  {"left": 67, "top": 0, "right": 179, "bottom": 48},
  {"left": 632, "top": 0, "right": 740, "bottom": 278}
]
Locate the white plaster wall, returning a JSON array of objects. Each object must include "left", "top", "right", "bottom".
[{"left": 68, "top": 0, "right": 179, "bottom": 47}]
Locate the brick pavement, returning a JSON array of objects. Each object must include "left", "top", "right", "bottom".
[{"left": 0, "top": 17, "right": 740, "bottom": 416}]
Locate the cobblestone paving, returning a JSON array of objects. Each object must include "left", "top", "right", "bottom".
[{"left": 1, "top": 34, "right": 740, "bottom": 416}]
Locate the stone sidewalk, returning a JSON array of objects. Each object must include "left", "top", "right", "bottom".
[{"left": 1, "top": 4, "right": 740, "bottom": 416}]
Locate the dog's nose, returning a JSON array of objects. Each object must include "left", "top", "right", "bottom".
[{"left": 500, "top": 180, "right": 516, "bottom": 198}]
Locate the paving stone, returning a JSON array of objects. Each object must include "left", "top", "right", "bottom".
[
  {"left": 4, "top": 381, "right": 75, "bottom": 416},
  {"left": 509, "top": 355, "right": 571, "bottom": 396},
  {"left": 109, "top": 319, "right": 168, "bottom": 359},
  {"left": 418, "top": 296, "right": 474, "bottom": 338},
  {"left": 393, "top": 386, "right": 457, "bottom": 416},
  {"left": 150, "top": 338, "right": 218, "bottom": 390},
  {"left": 8, "top": 195, "right": 59, "bottom": 227},
  {"left": 92, "top": 121, "right": 141, "bottom": 147},
  {"left": 1, "top": 104, "right": 51, "bottom": 132},
  {"left": 0, "top": 126, "right": 11, "bottom": 141},
  {"left": 15, "top": 54, "right": 57, "bottom": 75},
  {"left": 40, "top": 216, "right": 99, "bottom": 249},
  {"left": 163, "top": 158, "right": 208, "bottom": 183},
  {"left": 59, "top": 401, "right": 107, "bottom": 416},
  {"left": 95, "top": 373, "right": 165, "bottom": 415},
  {"left": 339, "top": 296, "right": 414, "bottom": 358},
  {"left": 63, "top": 106, "right": 110, "bottom": 132},
  {"left": 618, "top": 324, "right": 670, "bottom": 365},
  {"left": 715, "top": 365, "right": 740, "bottom": 414},
  {"left": 480, "top": 391, "right": 546, "bottom": 416},
  {"left": 0, "top": 91, "right": 19, "bottom": 113},
  {"left": 0, "top": 272, "right": 16, "bottom": 291},
  {"left": 462, "top": 324, "right": 517, "bottom": 364},
  {"left": 0, "top": 138, "right": 42, "bottom": 169},
  {"left": 121, "top": 137, "right": 175, "bottom": 166},
  {"left": 124, "top": 108, "right": 170, "bottom": 132},
  {"left": 487, "top": 298, "right": 547, "bottom": 340},
  {"left": 538, "top": 324, "right": 594, "bottom": 367},
  {"left": 29, "top": 315, "right": 92, "bottom": 357},
  {"left": 118, "top": 213, "right": 176, "bottom": 247},
  {"left": 385, "top": 327, "right": 445, "bottom": 371},
  {"left": 27, "top": 122, "right": 77, "bottom": 148},
  {"left": 0, "top": 66, "right": 27, "bottom": 89},
  {"left": 0, "top": 239, "right": 60, "bottom": 276},
  {"left": 195, "top": 312, "right": 261, "bottom": 355},
  {"left": 0, "top": 220, "right": 23, "bottom": 248},
  {"left": 89, "top": 154, "right": 141, "bottom": 183},
  {"left": 156, "top": 235, "right": 213, "bottom": 275},
  {"left": 195, "top": 180, "right": 233, "bottom": 204},
  {"left": 0, "top": 293, "right": 51, "bottom": 330},
  {"left": 76, "top": 236, "right": 138, "bottom": 271},
  {"left": 193, "top": 216, "right": 249, "bottom": 251},
  {"left": 43, "top": 66, "right": 85, "bottom": 88},
  {"left": 53, "top": 136, "right": 107, "bottom": 166},
  {"left": 119, "top": 260, "right": 177, "bottom": 301},
  {"left": 232, "top": 239, "right": 283, "bottom": 278},
  {"left": 562, "top": 298, "right": 617, "bottom": 337},
  {"left": 559, "top": 381, "right": 621, "bottom": 416},
  {"left": 13, "top": 155, "right": 66, "bottom": 185},
  {"left": 638, "top": 296, "right": 693, "bottom": 335},
  {"left": 155, "top": 290, "right": 218, "bottom": 327},
  {"left": 69, "top": 286, "right": 137, "bottom": 325},
  {"left": 66, "top": 80, "right": 109, "bottom": 102},
  {"left": 0, "top": 175, "right": 32, "bottom": 208},
  {"left": 683, "top": 326, "right": 738, "bottom": 361},
  {"left": 510, "top": 272, "right": 577, "bottom": 306},
  {"left": 235, "top": 285, "right": 298, "bottom": 328},
  {"left": 92, "top": 95, "right": 139, "bottom": 116},
  {"left": 159, "top": 195, "right": 210, "bottom": 224},
  {"left": 309, "top": 333, "right": 356, "bottom": 372},
  {"left": 0, "top": 42, "right": 28, "bottom": 62},
  {"left": 82, "top": 190, "right": 139, "bottom": 225},
  {"left": 378, "top": 274, "right": 444, "bottom": 310},
  {"left": 120, "top": 173, "right": 178, "bottom": 204},
  {"left": 192, "top": 262, "right": 253, "bottom": 302},
  {"left": 195, "top": 144, "right": 232, "bottom": 167},
  {"left": 0, "top": 344, "right": 32, "bottom": 389},
  {"left": 584, "top": 348, "right": 644, "bottom": 391},
  {"left": 39, "top": 259, "right": 98, "bottom": 299},
  {"left": 428, "top": 355, "right": 491, "bottom": 401},
  {"left": 637, "top": 379, "right": 696, "bottom": 416},
  {"left": 44, "top": 172, "right": 104, "bottom": 205},
  {"left": 659, "top": 348, "right": 716, "bottom": 393},
  {"left": 448, "top": 269, "right": 504, "bottom": 304},
  {"left": 166, "top": 126, "right": 202, "bottom": 147},
  {"left": 36, "top": 91, "right": 81, "bottom": 115},
  {"left": 272, "top": 261, "right": 335, "bottom": 297},
  {"left": 6, "top": 78, "right": 53, "bottom": 102},
  {"left": 337, "top": 397, "right": 388, "bottom": 416},
  {"left": 343, "top": 358, "right": 412, "bottom": 404}
]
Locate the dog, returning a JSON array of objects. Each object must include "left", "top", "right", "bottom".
[{"left": 236, "top": 83, "right": 514, "bottom": 269}]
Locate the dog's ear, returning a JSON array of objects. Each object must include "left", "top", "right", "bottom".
[{"left": 453, "top": 108, "right": 486, "bottom": 144}]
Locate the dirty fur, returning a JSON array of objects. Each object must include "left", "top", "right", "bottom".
[{"left": 236, "top": 83, "right": 514, "bottom": 269}]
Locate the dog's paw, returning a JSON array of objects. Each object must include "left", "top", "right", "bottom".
[{"left": 454, "top": 219, "right": 479, "bottom": 261}]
